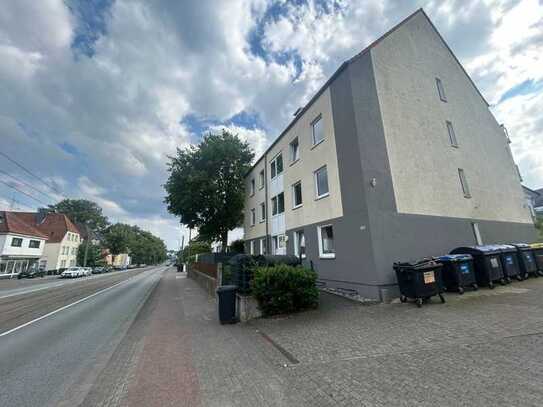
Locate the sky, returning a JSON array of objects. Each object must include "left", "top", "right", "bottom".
[{"left": 0, "top": 0, "right": 542, "bottom": 250}]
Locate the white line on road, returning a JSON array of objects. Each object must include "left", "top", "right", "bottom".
[{"left": 0, "top": 267, "right": 165, "bottom": 338}]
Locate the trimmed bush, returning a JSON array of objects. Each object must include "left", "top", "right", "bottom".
[{"left": 251, "top": 265, "right": 319, "bottom": 316}]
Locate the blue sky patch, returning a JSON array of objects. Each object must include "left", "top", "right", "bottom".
[
  {"left": 58, "top": 142, "right": 82, "bottom": 157},
  {"left": 499, "top": 79, "right": 542, "bottom": 104},
  {"left": 67, "top": 0, "right": 114, "bottom": 57}
]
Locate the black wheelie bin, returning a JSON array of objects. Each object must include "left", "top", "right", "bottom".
[
  {"left": 511, "top": 243, "right": 538, "bottom": 279},
  {"left": 530, "top": 243, "right": 543, "bottom": 276},
  {"left": 495, "top": 244, "right": 522, "bottom": 282},
  {"left": 436, "top": 254, "right": 477, "bottom": 294},
  {"left": 450, "top": 246, "right": 506, "bottom": 289},
  {"left": 393, "top": 258, "right": 445, "bottom": 307}
]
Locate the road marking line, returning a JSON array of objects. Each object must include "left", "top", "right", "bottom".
[
  {"left": 0, "top": 268, "right": 162, "bottom": 338},
  {"left": 0, "top": 282, "right": 66, "bottom": 300}
]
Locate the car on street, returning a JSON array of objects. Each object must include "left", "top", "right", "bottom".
[
  {"left": 92, "top": 266, "right": 111, "bottom": 274},
  {"left": 83, "top": 267, "right": 92, "bottom": 277},
  {"left": 61, "top": 267, "right": 81, "bottom": 278},
  {"left": 18, "top": 268, "right": 46, "bottom": 279}
]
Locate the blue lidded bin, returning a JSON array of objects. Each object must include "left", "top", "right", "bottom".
[
  {"left": 450, "top": 246, "right": 507, "bottom": 289},
  {"left": 437, "top": 254, "right": 477, "bottom": 294}
]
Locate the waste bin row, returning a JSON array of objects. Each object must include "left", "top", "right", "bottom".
[{"left": 395, "top": 242, "right": 543, "bottom": 308}]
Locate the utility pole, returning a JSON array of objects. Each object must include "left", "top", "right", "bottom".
[{"left": 83, "top": 222, "right": 90, "bottom": 267}]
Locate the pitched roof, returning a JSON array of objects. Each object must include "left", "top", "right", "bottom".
[
  {"left": 0, "top": 211, "right": 49, "bottom": 239},
  {"left": 8, "top": 212, "right": 81, "bottom": 243},
  {"left": 535, "top": 188, "right": 543, "bottom": 208},
  {"left": 246, "top": 8, "right": 490, "bottom": 176}
]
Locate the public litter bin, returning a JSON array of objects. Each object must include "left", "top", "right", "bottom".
[
  {"left": 511, "top": 243, "right": 538, "bottom": 279},
  {"left": 530, "top": 243, "right": 543, "bottom": 276},
  {"left": 495, "top": 244, "right": 522, "bottom": 282},
  {"left": 450, "top": 246, "right": 506, "bottom": 289},
  {"left": 436, "top": 254, "right": 477, "bottom": 294},
  {"left": 393, "top": 258, "right": 445, "bottom": 307},
  {"left": 216, "top": 285, "right": 238, "bottom": 324}
]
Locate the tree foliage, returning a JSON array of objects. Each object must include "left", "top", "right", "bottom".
[
  {"left": 229, "top": 239, "right": 245, "bottom": 254},
  {"left": 103, "top": 223, "right": 167, "bottom": 265},
  {"left": 77, "top": 243, "right": 105, "bottom": 267},
  {"left": 48, "top": 199, "right": 109, "bottom": 233},
  {"left": 180, "top": 239, "right": 211, "bottom": 263},
  {"left": 164, "top": 130, "right": 254, "bottom": 249}
]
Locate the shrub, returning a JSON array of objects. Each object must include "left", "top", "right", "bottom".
[{"left": 251, "top": 265, "right": 319, "bottom": 316}]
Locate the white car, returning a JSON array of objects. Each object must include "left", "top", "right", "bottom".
[
  {"left": 61, "top": 267, "right": 81, "bottom": 278},
  {"left": 83, "top": 267, "right": 92, "bottom": 276}
]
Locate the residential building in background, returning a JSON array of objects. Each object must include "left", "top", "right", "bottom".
[
  {"left": 534, "top": 188, "right": 543, "bottom": 215},
  {"left": 243, "top": 9, "right": 536, "bottom": 300},
  {"left": 523, "top": 186, "right": 540, "bottom": 222},
  {"left": 15, "top": 210, "right": 82, "bottom": 273},
  {"left": 0, "top": 211, "right": 48, "bottom": 278}
]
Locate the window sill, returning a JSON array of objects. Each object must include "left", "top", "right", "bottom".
[
  {"left": 290, "top": 158, "right": 300, "bottom": 167},
  {"left": 319, "top": 254, "right": 336, "bottom": 259},
  {"left": 310, "top": 139, "right": 325, "bottom": 150},
  {"left": 292, "top": 204, "right": 303, "bottom": 210},
  {"left": 259, "top": 220, "right": 266, "bottom": 224},
  {"left": 315, "top": 193, "right": 330, "bottom": 201},
  {"left": 451, "top": 144, "right": 459, "bottom": 149}
]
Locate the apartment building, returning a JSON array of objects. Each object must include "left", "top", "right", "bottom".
[{"left": 243, "top": 9, "right": 536, "bottom": 300}]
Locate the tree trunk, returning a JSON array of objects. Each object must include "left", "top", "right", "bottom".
[{"left": 221, "top": 232, "right": 228, "bottom": 253}]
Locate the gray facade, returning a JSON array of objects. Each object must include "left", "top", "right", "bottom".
[{"left": 244, "top": 9, "right": 537, "bottom": 301}]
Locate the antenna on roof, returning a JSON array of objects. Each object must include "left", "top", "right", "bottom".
[{"left": 293, "top": 107, "right": 302, "bottom": 117}]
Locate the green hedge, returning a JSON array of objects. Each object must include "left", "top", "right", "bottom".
[{"left": 251, "top": 265, "right": 319, "bottom": 316}]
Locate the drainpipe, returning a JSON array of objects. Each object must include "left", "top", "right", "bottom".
[{"left": 264, "top": 154, "right": 269, "bottom": 254}]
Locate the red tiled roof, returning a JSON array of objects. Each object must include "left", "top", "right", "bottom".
[
  {"left": 0, "top": 211, "right": 49, "bottom": 239},
  {"left": 1, "top": 211, "right": 81, "bottom": 243}
]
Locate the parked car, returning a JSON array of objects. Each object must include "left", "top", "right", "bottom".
[
  {"left": 61, "top": 267, "right": 81, "bottom": 278},
  {"left": 18, "top": 268, "right": 46, "bottom": 279},
  {"left": 83, "top": 267, "right": 92, "bottom": 276}
]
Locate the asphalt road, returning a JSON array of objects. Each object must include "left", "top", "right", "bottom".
[{"left": 0, "top": 266, "right": 165, "bottom": 407}]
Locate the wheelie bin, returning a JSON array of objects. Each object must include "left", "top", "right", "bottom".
[
  {"left": 436, "top": 254, "right": 477, "bottom": 294},
  {"left": 216, "top": 285, "right": 238, "bottom": 324},
  {"left": 530, "top": 243, "right": 543, "bottom": 276},
  {"left": 450, "top": 246, "right": 506, "bottom": 289},
  {"left": 495, "top": 244, "right": 522, "bottom": 282},
  {"left": 510, "top": 243, "right": 538, "bottom": 279},
  {"left": 393, "top": 258, "right": 445, "bottom": 307}
]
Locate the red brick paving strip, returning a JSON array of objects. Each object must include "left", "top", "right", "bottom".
[{"left": 124, "top": 270, "right": 202, "bottom": 407}]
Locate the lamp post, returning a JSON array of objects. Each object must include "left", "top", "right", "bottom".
[{"left": 83, "top": 222, "right": 90, "bottom": 267}]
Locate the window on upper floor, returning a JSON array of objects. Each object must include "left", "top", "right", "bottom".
[
  {"left": 270, "top": 153, "right": 283, "bottom": 179},
  {"left": 250, "top": 208, "right": 256, "bottom": 226},
  {"left": 250, "top": 178, "right": 255, "bottom": 196},
  {"left": 314, "top": 165, "right": 329, "bottom": 199},
  {"left": 458, "top": 168, "right": 471, "bottom": 198},
  {"left": 436, "top": 77, "right": 447, "bottom": 102},
  {"left": 318, "top": 225, "right": 335, "bottom": 258},
  {"left": 446, "top": 121, "right": 458, "bottom": 147},
  {"left": 292, "top": 181, "right": 303, "bottom": 208},
  {"left": 271, "top": 192, "right": 285, "bottom": 216},
  {"left": 259, "top": 170, "right": 265, "bottom": 189},
  {"left": 290, "top": 137, "right": 300, "bottom": 163},
  {"left": 312, "top": 115, "right": 324, "bottom": 146},
  {"left": 260, "top": 202, "right": 266, "bottom": 222},
  {"left": 29, "top": 240, "right": 40, "bottom": 249},
  {"left": 11, "top": 237, "right": 23, "bottom": 247}
]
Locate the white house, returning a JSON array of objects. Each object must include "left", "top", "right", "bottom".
[{"left": 0, "top": 211, "right": 48, "bottom": 278}]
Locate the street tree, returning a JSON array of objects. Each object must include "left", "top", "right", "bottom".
[
  {"left": 77, "top": 243, "right": 105, "bottom": 267},
  {"left": 48, "top": 199, "right": 109, "bottom": 233},
  {"left": 164, "top": 130, "right": 254, "bottom": 250},
  {"left": 103, "top": 223, "right": 134, "bottom": 258}
]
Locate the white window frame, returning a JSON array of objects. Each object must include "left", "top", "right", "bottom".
[
  {"left": 317, "top": 224, "right": 335, "bottom": 259},
  {"left": 458, "top": 168, "right": 471, "bottom": 198},
  {"left": 270, "top": 153, "right": 283, "bottom": 179},
  {"left": 259, "top": 170, "right": 265, "bottom": 189},
  {"left": 250, "top": 208, "right": 256, "bottom": 226},
  {"left": 436, "top": 77, "right": 447, "bottom": 102},
  {"left": 294, "top": 230, "right": 306, "bottom": 259},
  {"left": 250, "top": 240, "right": 256, "bottom": 255},
  {"left": 260, "top": 238, "right": 266, "bottom": 255},
  {"left": 311, "top": 115, "right": 324, "bottom": 146},
  {"left": 289, "top": 137, "right": 300, "bottom": 163},
  {"left": 271, "top": 192, "right": 284, "bottom": 216},
  {"left": 292, "top": 181, "right": 303, "bottom": 209},
  {"left": 446, "top": 121, "right": 458, "bottom": 147},
  {"left": 260, "top": 202, "right": 266, "bottom": 222},
  {"left": 314, "top": 165, "right": 329, "bottom": 199},
  {"left": 472, "top": 222, "right": 483, "bottom": 245}
]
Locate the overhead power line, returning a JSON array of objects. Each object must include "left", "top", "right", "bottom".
[
  {"left": 0, "top": 151, "right": 65, "bottom": 198},
  {"left": 0, "top": 168, "right": 57, "bottom": 203},
  {"left": 0, "top": 179, "right": 50, "bottom": 207}
]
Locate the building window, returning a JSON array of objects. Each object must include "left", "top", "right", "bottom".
[
  {"left": 259, "top": 170, "right": 265, "bottom": 189},
  {"left": 11, "top": 238, "right": 23, "bottom": 247},
  {"left": 472, "top": 222, "right": 483, "bottom": 245},
  {"left": 271, "top": 192, "right": 285, "bottom": 216},
  {"left": 260, "top": 202, "right": 266, "bottom": 222},
  {"left": 29, "top": 240, "right": 40, "bottom": 249},
  {"left": 250, "top": 178, "right": 255, "bottom": 196},
  {"left": 290, "top": 137, "right": 300, "bottom": 163},
  {"left": 436, "top": 77, "right": 447, "bottom": 102},
  {"left": 294, "top": 230, "right": 306, "bottom": 259},
  {"left": 260, "top": 238, "right": 266, "bottom": 255},
  {"left": 458, "top": 168, "right": 471, "bottom": 198},
  {"left": 250, "top": 208, "right": 256, "bottom": 226},
  {"left": 317, "top": 225, "right": 335, "bottom": 258},
  {"left": 314, "top": 165, "right": 329, "bottom": 199},
  {"left": 446, "top": 121, "right": 458, "bottom": 147},
  {"left": 270, "top": 153, "right": 283, "bottom": 179},
  {"left": 292, "top": 181, "right": 303, "bottom": 208},
  {"left": 61, "top": 260, "right": 66, "bottom": 268},
  {"left": 250, "top": 240, "right": 255, "bottom": 255},
  {"left": 312, "top": 115, "right": 324, "bottom": 146}
]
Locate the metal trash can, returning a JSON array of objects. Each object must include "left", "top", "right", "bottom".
[
  {"left": 216, "top": 285, "right": 238, "bottom": 324},
  {"left": 530, "top": 243, "right": 543, "bottom": 276},
  {"left": 393, "top": 258, "right": 445, "bottom": 307},
  {"left": 511, "top": 243, "right": 538, "bottom": 279},
  {"left": 436, "top": 254, "right": 477, "bottom": 294},
  {"left": 495, "top": 244, "right": 522, "bottom": 282},
  {"left": 450, "top": 246, "right": 506, "bottom": 289}
]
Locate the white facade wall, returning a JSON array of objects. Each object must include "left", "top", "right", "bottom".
[
  {"left": 0, "top": 233, "right": 46, "bottom": 258},
  {"left": 40, "top": 232, "right": 81, "bottom": 270},
  {"left": 371, "top": 12, "right": 531, "bottom": 224}
]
